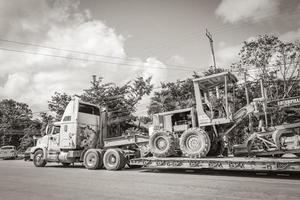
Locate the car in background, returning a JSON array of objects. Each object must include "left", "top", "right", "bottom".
[
  {"left": 24, "top": 147, "right": 32, "bottom": 161},
  {"left": 0, "top": 145, "right": 18, "bottom": 160}
]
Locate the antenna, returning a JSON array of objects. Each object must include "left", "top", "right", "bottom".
[{"left": 206, "top": 29, "right": 217, "bottom": 69}]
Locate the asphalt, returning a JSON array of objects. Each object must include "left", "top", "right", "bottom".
[{"left": 0, "top": 160, "right": 300, "bottom": 200}]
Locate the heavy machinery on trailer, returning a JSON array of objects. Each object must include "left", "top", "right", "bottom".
[
  {"left": 30, "top": 97, "right": 149, "bottom": 170},
  {"left": 130, "top": 72, "right": 300, "bottom": 172}
]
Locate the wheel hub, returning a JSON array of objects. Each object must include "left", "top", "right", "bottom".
[
  {"left": 155, "top": 137, "right": 167, "bottom": 151},
  {"left": 109, "top": 155, "right": 117, "bottom": 164},
  {"left": 186, "top": 135, "right": 201, "bottom": 151},
  {"left": 86, "top": 153, "right": 96, "bottom": 166}
]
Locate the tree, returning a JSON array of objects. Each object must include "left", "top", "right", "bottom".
[
  {"left": 147, "top": 78, "right": 195, "bottom": 114},
  {"left": 48, "top": 92, "right": 72, "bottom": 120},
  {"left": 81, "top": 76, "right": 153, "bottom": 119},
  {"left": 232, "top": 35, "right": 300, "bottom": 100},
  {"left": 148, "top": 67, "right": 226, "bottom": 114},
  {"left": 0, "top": 99, "right": 33, "bottom": 146},
  {"left": 81, "top": 75, "right": 153, "bottom": 136},
  {"left": 0, "top": 99, "right": 33, "bottom": 132},
  {"left": 19, "top": 119, "right": 42, "bottom": 151},
  {"left": 273, "top": 41, "right": 300, "bottom": 98}
]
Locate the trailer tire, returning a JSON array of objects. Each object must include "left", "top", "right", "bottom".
[
  {"left": 103, "top": 149, "right": 126, "bottom": 170},
  {"left": 180, "top": 128, "right": 211, "bottom": 157},
  {"left": 33, "top": 150, "right": 47, "bottom": 167},
  {"left": 83, "top": 149, "right": 103, "bottom": 170}
]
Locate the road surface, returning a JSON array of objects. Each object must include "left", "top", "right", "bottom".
[{"left": 0, "top": 160, "right": 299, "bottom": 200}]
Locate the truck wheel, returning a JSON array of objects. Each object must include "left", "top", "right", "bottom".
[
  {"left": 33, "top": 150, "right": 47, "bottom": 167},
  {"left": 83, "top": 149, "right": 103, "bottom": 170},
  {"left": 103, "top": 149, "right": 126, "bottom": 170},
  {"left": 180, "top": 128, "right": 211, "bottom": 157},
  {"left": 149, "top": 131, "right": 176, "bottom": 157}
]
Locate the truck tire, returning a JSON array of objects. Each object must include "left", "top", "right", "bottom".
[
  {"left": 115, "top": 149, "right": 126, "bottom": 169},
  {"left": 149, "top": 131, "right": 176, "bottom": 157},
  {"left": 180, "top": 128, "right": 211, "bottom": 157},
  {"left": 103, "top": 149, "right": 126, "bottom": 170},
  {"left": 83, "top": 149, "right": 103, "bottom": 170},
  {"left": 33, "top": 150, "right": 47, "bottom": 167}
]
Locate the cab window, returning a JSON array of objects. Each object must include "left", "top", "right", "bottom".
[
  {"left": 53, "top": 126, "right": 60, "bottom": 134},
  {"left": 79, "top": 103, "right": 100, "bottom": 115}
]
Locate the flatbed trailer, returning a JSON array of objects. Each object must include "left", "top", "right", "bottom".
[{"left": 130, "top": 157, "right": 300, "bottom": 172}]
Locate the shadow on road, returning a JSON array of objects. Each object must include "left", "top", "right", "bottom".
[
  {"left": 34, "top": 161, "right": 300, "bottom": 179},
  {"left": 140, "top": 168, "right": 300, "bottom": 180}
]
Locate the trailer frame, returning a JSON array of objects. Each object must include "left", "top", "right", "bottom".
[{"left": 130, "top": 157, "right": 300, "bottom": 172}]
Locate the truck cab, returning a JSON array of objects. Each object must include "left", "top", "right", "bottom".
[
  {"left": 31, "top": 97, "right": 149, "bottom": 170},
  {"left": 31, "top": 97, "right": 101, "bottom": 166}
]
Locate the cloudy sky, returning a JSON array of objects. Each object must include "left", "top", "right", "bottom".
[{"left": 0, "top": 0, "right": 300, "bottom": 115}]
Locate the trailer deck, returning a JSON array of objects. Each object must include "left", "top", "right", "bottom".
[{"left": 130, "top": 156, "right": 300, "bottom": 172}]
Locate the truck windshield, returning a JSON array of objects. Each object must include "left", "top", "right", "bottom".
[{"left": 79, "top": 103, "right": 100, "bottom": 115}]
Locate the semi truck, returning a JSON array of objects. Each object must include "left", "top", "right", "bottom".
[
  {"left": 31, "top": 71, "right": 300, "bottom": 172},
  {"left": 30, "top": 97, "right": 149, "bottom": 170},
  {"left": 130, "top": 72, "right": 300, "bottom": 172}
]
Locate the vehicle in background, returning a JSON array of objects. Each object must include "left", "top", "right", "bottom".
[{"left": 0, "top": 146, "right": 18, "bottom": 160}]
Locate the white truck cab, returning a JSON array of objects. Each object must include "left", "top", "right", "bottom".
[
  {"left": 31, "top": 96, "right": 149, "bottom": 170},
  {"left": 31, "top": 97, "right": 101, "bottom": 166}
]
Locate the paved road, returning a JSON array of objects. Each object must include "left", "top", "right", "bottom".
[{"left": 0, "top": 160, "right": 300, "bottom": 200}]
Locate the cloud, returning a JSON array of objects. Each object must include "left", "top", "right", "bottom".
[
  {"left": 279, "top": 28, "right": 300, "bottom": 42},
  {"left": 216, "top": 43, "right": 241, "bottom": 68},
  {"left": 216, "top": 0, "right": 281, "bottom": 23},
  {"left": 168, "top": 55, "right": 186, "bottom": 65},
  {"left": 0, "top": 0, "right": 168, "bottom": 113}
]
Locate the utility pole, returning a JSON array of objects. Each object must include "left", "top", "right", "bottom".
[{"left": 206, "top": 29, "right": 216, "bottom": 70}]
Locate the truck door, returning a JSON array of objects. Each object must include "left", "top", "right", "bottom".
[{"left": 48, "top": 125, "right": 60, "bottom": 153}]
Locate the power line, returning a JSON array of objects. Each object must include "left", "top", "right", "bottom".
[
  {"left": 0, "top": 38, "right": 199, "bottom": 71},
  {"left": 0, "top": 38, "right": 138, "bottom": 62},
  {"left": 138, "top": 5, "right": 300, "bottom": 56},
  {"left": 0, "top": 47, "right": 194, "bottom": 72}
]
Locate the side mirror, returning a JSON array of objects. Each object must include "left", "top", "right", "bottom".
[
  {"left": 45, "top": 124, "right": 53, "bottom": 135},
  {"left": 45, "top": 124, "right": 49, "bottom": 135}
]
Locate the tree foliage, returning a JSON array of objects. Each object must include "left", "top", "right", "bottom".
[
  {"left": 81, "top": 76, "right": 153, "bottom": 120},
  {"left": 232, "top": 35, "right": 300, "bottom": 100},
  {"left": 0, "top": 99, "right": 38, "bottom": 147},
  {"left": 0, "top": 99, "right": 33, "bottom": 133},
  {"left": 147, "top": 79, "right": 195, "bottom": 114},
  {"left": 147, "top": 66, "right": 226, "bottom": 114},
  {"left": 48, "top": 92, "right": 72, "bottom": 120}
]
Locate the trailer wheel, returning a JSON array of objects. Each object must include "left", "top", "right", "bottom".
[
  {"left": 180, "top": 128, "right": 211, "bottom": 157},
  {"left": 149, "top": 131, "right": 176, "bottom": 157},
  {"left": 33, "top": 150, "right": 47, "bottom": 167},
  {"left": 83, "top": 149, "right": 103, "bottom": 170},
  {"left": 103, "top": 149, "right": 126, "bottom": 170}
]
